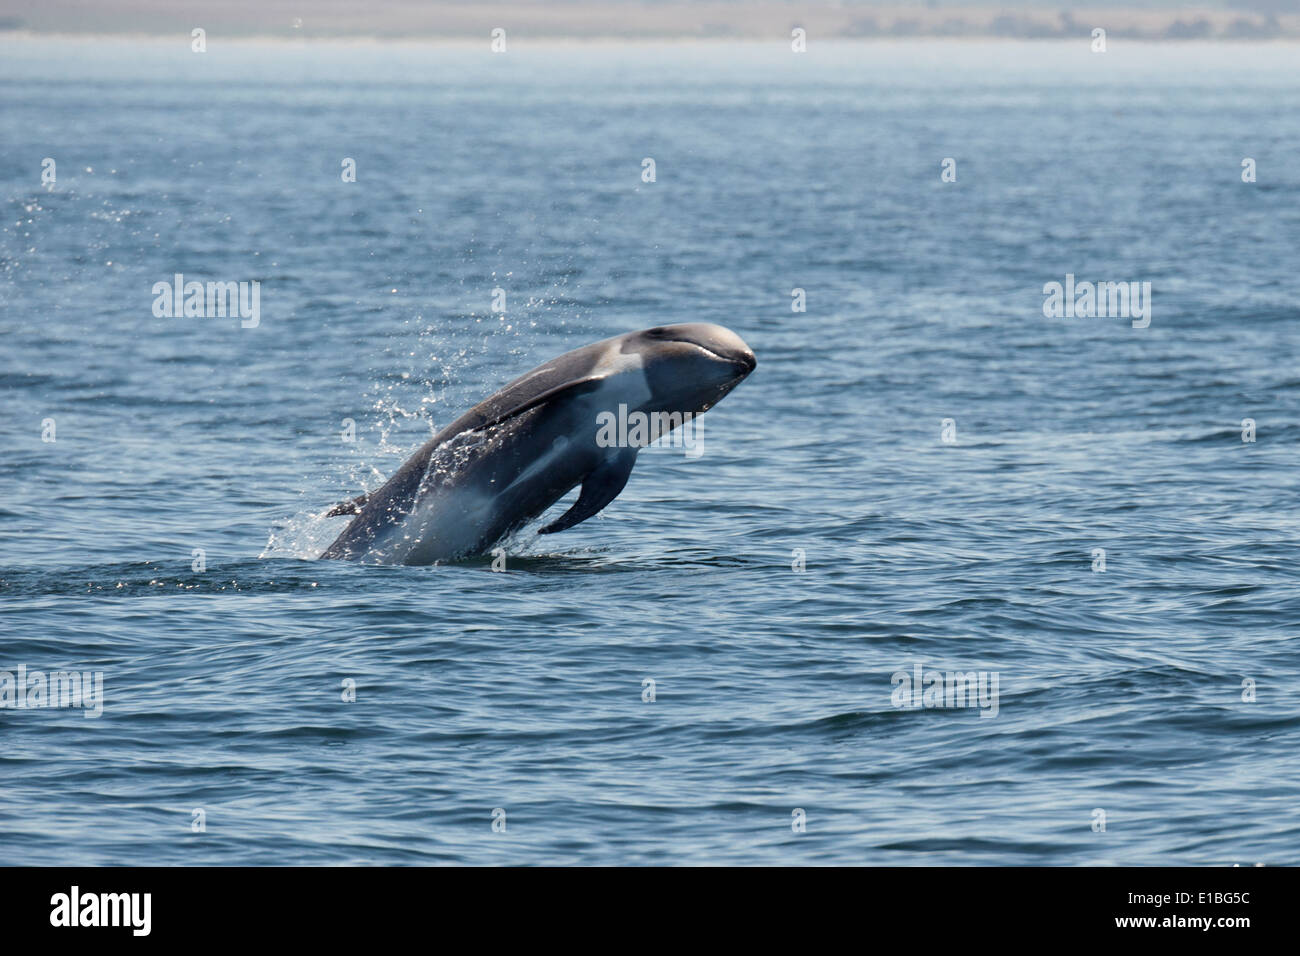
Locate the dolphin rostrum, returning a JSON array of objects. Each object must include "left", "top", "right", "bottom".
[{"left": 319, "top": 323, "right": 757, "bottom": 564}]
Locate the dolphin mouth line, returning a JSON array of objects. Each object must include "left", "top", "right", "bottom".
[{"left": 682, "top": 340, "right": 756, "bottom": 371}]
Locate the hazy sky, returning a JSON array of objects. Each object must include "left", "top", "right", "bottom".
[{"left": 0, "top": 0, "right": 1292, "bottom": 39}]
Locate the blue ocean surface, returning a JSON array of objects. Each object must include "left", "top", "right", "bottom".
[{"left": 1, "top": 37, "right": 1297, "bottom": 865}]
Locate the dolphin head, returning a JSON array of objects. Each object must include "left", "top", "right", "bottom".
[{"left": 627, "top": 323, "right": 757, "bottom": 416}]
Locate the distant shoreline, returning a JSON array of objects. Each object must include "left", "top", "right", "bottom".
[
  {"left": 1, "top": 3, "right": 1298, "bottom": 43},
  {"left": 3, "top": 30, "right": 1300, "bottom": 46}
]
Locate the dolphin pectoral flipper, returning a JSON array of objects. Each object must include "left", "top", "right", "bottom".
[
  {"left": 538, "top": 450, "right": 637, "bottom": 535},
  {"left": 324, "top": 493, "right": 369, "bottom": 517}
]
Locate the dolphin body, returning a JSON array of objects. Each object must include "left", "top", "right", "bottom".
[{"left": 319, "top": 323, "right": 757, "bottom": 564}]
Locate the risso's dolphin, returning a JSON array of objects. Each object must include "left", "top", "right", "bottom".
[{"left": 319, "top": 324, "right": 757, "bottom": 564}]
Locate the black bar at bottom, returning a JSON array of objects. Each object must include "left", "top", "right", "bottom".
[{"left": 0, "top": 865, "right": 1279, "bottom": 942}]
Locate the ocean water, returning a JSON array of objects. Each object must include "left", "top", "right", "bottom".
[{"left": 1, "top": 37, "right": 1298, "bottom": 865}]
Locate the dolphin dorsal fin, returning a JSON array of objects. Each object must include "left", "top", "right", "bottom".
[
  {"left": 465, "top": 375, "right": 606, "bottom": 435},
  {"left": 324, "top": 492, "right": 370, "bottom": 517},
  {"left": 538, "top": 449, "right": 637, "bottom": 535}
]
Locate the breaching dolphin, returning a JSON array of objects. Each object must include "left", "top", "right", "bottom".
[{"left": 319, "top": 323, "right": 757, "bottom": 564}]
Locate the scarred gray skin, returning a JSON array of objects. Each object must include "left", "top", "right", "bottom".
[{"left": 319, "top": 323, "right": 757, "bottom": 564}]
